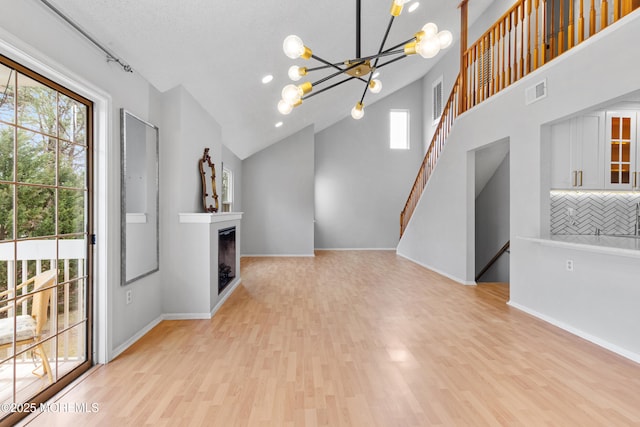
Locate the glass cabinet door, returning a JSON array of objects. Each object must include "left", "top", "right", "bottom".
[{"left": 605, "top": 112, "right": 636, "bottom": 190}]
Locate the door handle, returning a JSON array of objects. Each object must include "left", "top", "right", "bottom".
[
  {"left": 578, "top": 170, "right": 583, "bottom": 187},
  {"left": 572, "top": 170, "right": 577, "bottom": 187}
]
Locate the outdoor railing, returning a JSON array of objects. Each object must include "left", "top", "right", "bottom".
[{"left": 0, "top": 239, "right": 86, "bottom": 362}]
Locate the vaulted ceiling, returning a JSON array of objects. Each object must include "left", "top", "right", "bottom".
[{"left": 44, "top": 0, "right": 494, "bottom": 159}]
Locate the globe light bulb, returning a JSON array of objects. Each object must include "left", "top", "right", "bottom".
[
  {"left": 288, "top": 65, "right": 302, "bottom": 81},
  {"left": 416, "top": 36, "right": 441, "bottom": 59},
  {"left": 281, "top": 84, "right": 302, "bottom": 103},
  {"left": 351, "top": 103, "right": 364, "bottom": 120},
  {"left": 438, "top": 30, "right": 453, "bottom": 49},
  {"left": 421, "top": 22, "right": 438, "bottom": 39},
  {"left": 278, "top": 99, "right": 293, "bottom": 115},
  {"left": 283, "top": 35, "right": 305, "bottom": 59},
  {"left": 369, "top": 79, "right": 382, "bottom": 94}
]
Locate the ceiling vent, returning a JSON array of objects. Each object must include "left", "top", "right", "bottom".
[{"left": 525, "top": 79, "right": 547, "bottom": 105}]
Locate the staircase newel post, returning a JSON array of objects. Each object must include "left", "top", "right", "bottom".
[{"left": 459, "top": 0, "right": 469, "bottom": 114}]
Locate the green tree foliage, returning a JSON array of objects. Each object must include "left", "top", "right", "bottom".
[{"left": 1, "top": 78, "right": 87, "bottom": 293}]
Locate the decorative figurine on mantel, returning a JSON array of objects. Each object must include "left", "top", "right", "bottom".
[{"left": 199, "top": 148, "right": 219, "bottom": 213}]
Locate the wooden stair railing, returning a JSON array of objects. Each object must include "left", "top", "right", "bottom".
[
  {"left": 400, "top": 73, "right": 462, "bottom": 236},
  {"left": 400, "top": 0, "right": 639, "bottom": 237},
  {"left": 475, "top": 241, "right": 510, "bottom": 282}
]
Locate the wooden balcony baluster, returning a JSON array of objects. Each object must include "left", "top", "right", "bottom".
[{"left": 400, "top": 0, "right": 640, "bottom": 237}]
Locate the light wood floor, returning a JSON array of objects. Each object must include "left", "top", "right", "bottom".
[{"left": 22, "top": 251, "right": 640, "bottom": 426}]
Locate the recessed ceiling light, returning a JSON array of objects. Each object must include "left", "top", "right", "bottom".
[
  {"left": 275, "top": 121, "right": 283, "bottom": 128},
  {"left": 408, "top": 2, "right": 419, "bottom": 13},
  {"left": 262, "top": 74, "right": 274, "bottom": 84}
]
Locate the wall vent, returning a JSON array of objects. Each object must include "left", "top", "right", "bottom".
[
  {"left": 432, "top": 76, "right": 443, "bottom": 123},
  {"left": 525, "top": 79, "right": 547, "bottom": 105}
]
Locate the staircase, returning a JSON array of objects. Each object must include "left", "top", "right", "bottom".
[{"left": 400, "top": 0, "right": 639, "bottom": 237}]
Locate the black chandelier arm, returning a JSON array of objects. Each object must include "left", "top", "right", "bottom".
[
  {"left": 383, "top": 36, "right": 417, "bottom": 54},
  {"left": 356, "top": 0, "right": 361, "bottom": 58},
  {"left": 303, "top": 76, "right": 360, "bottom": 100},
  {"left": 374, "top": 53, "right": 409, "bottom": 70},
  {"left": 306, "top": 63, "right": 368, "bottom": 83},
  {"left": 306, "top": 63, "right": 343, "bottom": 72},
  {"left": 311, "top": 54, "right": 348, "bottom": 74},
  {"left": 310, "top": 59, "right": 369, "bottom": 87},
  {"left": 359, "top": 75, "right": 373, "bottom": 104},
  {"left": 375, "top": 15, "right": 396, "bottom": 67},
  {"left": 348, "top": 48, "right": 405, "bottom": 64}
]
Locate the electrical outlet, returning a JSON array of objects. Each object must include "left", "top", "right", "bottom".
[
  {"left": 566, "top": 259, "right": 574, "bottom": 272},
  {"left": 126, "top": 290, "right": 132, "bottom": 305}
]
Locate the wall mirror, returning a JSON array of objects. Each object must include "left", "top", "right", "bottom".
[
  {"left": 121, "top": 109, "right": 159, "bottom": 286},
  {"left": 200, "top": 148, "right": 219, "bottom": 212}
]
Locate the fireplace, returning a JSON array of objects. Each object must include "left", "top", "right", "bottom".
[{"left": 218, "top": 226, "right": 236, "bottom": 294}]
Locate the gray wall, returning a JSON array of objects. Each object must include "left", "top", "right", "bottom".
[
  {"left": 398, "top": 10, "right": 640, "bottom": 358},
  {"left": 222, "top": 145, "right": 243, "bottom": 213},
  {"left": 475, "top": 153, "right": 510, "bottom": 282},
  {"left": 241, "top": 126, "right": 315, "bottom": 256},
  {"left": 160, "top": 86, "right": 225, "bottom": 315},
  {"left": 314, "top": 80, "right": 424, "bottom": 249},
  {"left": 0, "top": 0, "right": 166, "bottom": 361}
]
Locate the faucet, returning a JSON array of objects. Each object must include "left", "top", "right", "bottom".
[{"left": 595, "top": 227, "right": 601, "bottom": 236}]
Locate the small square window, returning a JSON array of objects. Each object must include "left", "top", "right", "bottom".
[{"left": 390, "top": 110, "right": 409, "bottom": 150}]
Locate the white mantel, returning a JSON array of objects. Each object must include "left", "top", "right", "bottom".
[
  {"left": 179, "top": 212, "right": 243, "bottom": 223},
  {"left": 167, "top": 212, "right": 243, "bottom": 319}
]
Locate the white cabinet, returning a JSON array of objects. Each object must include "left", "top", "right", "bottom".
[
  {"left": 604, "top": 111, "right": 638, "bottom": 190},
  {"left": 550, "top": 113, "right": 604, "bottom": 190}
]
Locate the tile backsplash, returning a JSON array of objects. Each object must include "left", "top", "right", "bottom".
[{"left": 550, "top": 191, "right": 640, "bottom": 235}]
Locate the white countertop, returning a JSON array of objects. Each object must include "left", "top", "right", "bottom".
[{"left": 520, "top": 234, "right": 640, "bottom": 258}]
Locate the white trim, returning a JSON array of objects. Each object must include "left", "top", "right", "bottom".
[
  {"left": 0, "top": 30, "right": 113, "bottom": 364},
  {"left": 178, "top": 212, "right": 243, "bottom": 223},
  {"left": 162, "top": 313, "right": 212, "bottom": 320},
  {"left": 241, "top": 253, "right": 315, "bottom": 257},
  {"left": 519, "top": 236, "right": 640, "bottom": 259},
  {"left": 396, "top": 251, "right": 476, "bottom": 286},
  {"left": 111, "top": 315, "right": 163, "bottom": 360},
  {"left": 507, "top": 301, "right": 640, "bottom": 364},
  {"left": 115, "top": 279, "right": 243, "bottom": 355},
  {"left": 163, "top": 278, "right": 242, "bottom": 320},
  {"left": 126, "top": 213, "right": 147, "bottom": 224},
  {"left": 314, "top": 248, "right": 396, "bottom": 251}
]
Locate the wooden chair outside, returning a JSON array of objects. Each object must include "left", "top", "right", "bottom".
[{"left": 0, "top": 269, "right": 57, "bottom": 385}]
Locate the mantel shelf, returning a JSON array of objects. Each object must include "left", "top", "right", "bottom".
[{"left": 178, "top": 212, "right": 243, "bottom": 223}]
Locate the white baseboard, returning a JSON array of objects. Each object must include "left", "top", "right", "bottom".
[
  {"left": 111, "top": 279, "right": 243, "bottom": 360},
  {"left": 162, "top": 312, "right": 212, "bottom": 320},
  {"left": 508, "top": 301, "right": 640, "bottom": 364},
  {"left": 110, "top": 314, "right": 163, "bottom": 361},
  {"left": 314, "top": 248, "right": 396, "bottom": 251},
  {"left": 396, "top": 251, "right": 476, "bottom": 286},
  {"left": 209, "top": 278, "right": 242, "bottom": 317},
  {"left": 241, "top": 253, "right": 315, "bottom": 257}
]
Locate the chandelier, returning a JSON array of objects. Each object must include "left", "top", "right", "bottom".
[{"left": 278, "top": 0, "right": 453, "bottom": 120}]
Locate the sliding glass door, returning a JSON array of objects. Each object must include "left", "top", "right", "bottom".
[{"left": 0, "top": 54, "right": 93, "bottom": 423}]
